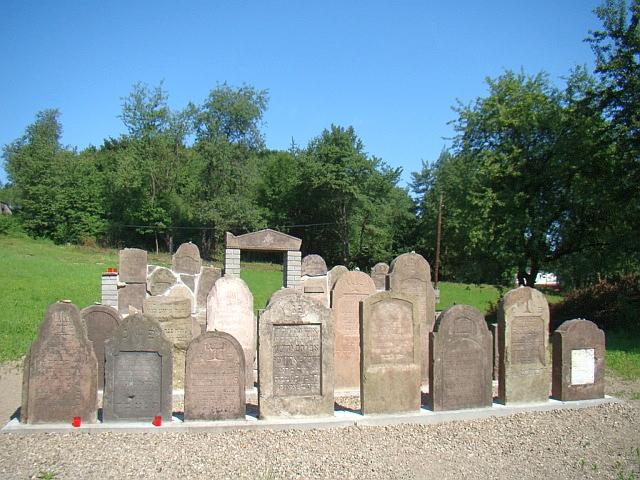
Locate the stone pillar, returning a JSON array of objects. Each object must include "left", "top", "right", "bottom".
[
  {"left": 101, "top": 271, "right": 118, "bottom": 307},
  {"left": 283, "top": 250, "right": 302, "bottom": 288},
  {"left": 224, "top": 248, "right": 241, "bottom": 277}
]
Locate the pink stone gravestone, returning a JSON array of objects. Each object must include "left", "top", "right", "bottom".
[
  {"left": 331, "top": 271, "right": 376, "bottom": 391},
  {"left": 206, "top": 276, "right": 255, "bottom": 390},
  {"left": 552, "top": 319, "right": 605, "bottom": 401},
  {"left": 184, "top": 331, "right": 246, "bottom": 421}
]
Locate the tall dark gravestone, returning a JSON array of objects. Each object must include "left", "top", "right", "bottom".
[
  {"left": 498, "top": 287, "right": 550, "bottom": 405},
  {"left": 429, "top": 304, "right": 493, "bottom": 411},
  {"left": 80, "top": 305, "right": 122, "bottom": 390},
  {"left": 103, "top": 314, "right": 173, "bottom": 423},
  {"left": 21, "top": 302, "right": 98, "bottom": 424},
  {"left": 184, "top": 331, "right": 246, "bottom": 421},
  {"left": 360, "top": 291, "right": 421, "bottom": 415},
  {"left": 258, "top": 293, "right": 334, "bottom": 419},
  {"left": 552, "top": 319, "right": 605, "bottom": 401},
  {"left": 387, "top": 252, "right": 436, "bottom": 386}
]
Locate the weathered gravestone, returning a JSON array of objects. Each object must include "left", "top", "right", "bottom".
[
  {"left": 118, "top": 248, "right": 148, "bottom": 283},
  {"left": 301, "top": 254, "right": 328, "bottom": 277},
  {"left": 360, "top": 291, "right": 421, "bottom": 415},
  {"left": 332, "top": 271, "right": 377, "bottom": 390},
  {"left": 429, "top": 304, "right": 493, "bottom": 411},
  {"left": 552, "top": 319, "right": 605, "bottom": 401},
  {"left": 370, "top": 262, "right": 389, "bottom": 291},
  {"left": 143, "top": 296, "right": 192, "bottom": 320},
  {"left": 195, "top": 266, "right": 222, "bottom": 312},
  {"left": 207, "top": 276, "right": 255, "bottom": 390},
  {"left": 143, "top": 295, "right": 197, "bottom": 389},
  {"left": 258, "top": 293, "right": 334, "bottom": 419},
  {"left": 328, "top": 265, "right": 348, "bottom": 291},
  {"left": 300, "top": 254, "right": 330, "bottom": 307},
  {"left": 80, "top": 304, "right": 122, "bottom": 390},
  {"left": 387, "top": 252, "right": 436, "bottom": 386},
  {"left": 117, "top": 283, "right": 147, "bottom": 315},
  {"left": 21, "top": 302, "right": 98, "bottom": 424},
  {"left": 103, "top": 313, "right": 173, "bottom": 423},
  {"left": 184, "top": 331, "right": 246, "bottom": 421},
  {"left": 172, "top": 242, "right": 202, "bottom": 275},
  {"left": 147, "top": 267, "right": 177, "bottom": 296},
  {"left": 498, "top": 287, "right": 550, "bottom": 405},
  {"left": 168, "top": 284, "right": 195, "bottom": 314},
  {"left": 266, "top": 287, "right": 299, "bottom": 307}
]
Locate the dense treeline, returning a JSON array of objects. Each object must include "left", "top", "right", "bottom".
[{"left": 2, "top": 0, "right": 639, "bottom": 289}]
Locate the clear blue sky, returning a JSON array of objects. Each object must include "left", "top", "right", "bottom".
[{"left": 1, "top": 0, "right": 603, "bottom": 187}]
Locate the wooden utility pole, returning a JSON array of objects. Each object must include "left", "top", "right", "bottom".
[{"left": 435, "top": 194, "right": 443, "bottom": 286}]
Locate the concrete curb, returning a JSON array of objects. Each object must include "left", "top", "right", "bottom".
[{"left": 1, "top": 396, "right": 620, "bottom": 435}]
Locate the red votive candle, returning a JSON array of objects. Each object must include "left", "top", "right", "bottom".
[
  {"left": 153, "top": 416, "right": 162, "bottom": 427},
  {"left": 72, "top": 417, "right": 81, "bottom": 427}
]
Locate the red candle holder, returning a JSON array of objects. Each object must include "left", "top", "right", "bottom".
[
  {"left": 72, "top": 417, "right": 81, "bottom": 427},
  {"left": 153, "top": 416, "right": 162, "bottom": 427}
]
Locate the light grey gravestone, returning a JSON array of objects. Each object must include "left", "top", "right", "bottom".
[
  {"left": 207, "top": 276, "right": 255, "bottom": 390},
  {"left": 258, "top": 293, "right": 334, "bottom": 419},
  {"left": 172, "top": 242, "right": 202, "bottom": 275},
  {"left": 103, "top": 313, "right": 173, "bottom": 423},
  {"left": 301, "top": 254, "right": 328, "bottom": 277},
  {"left": 168, "top": 284, "right": 195, "bottom": 314},
  {"left": 429, "top": 304, "right": 493, "bottom": 411},
  {"left": 143, "top": 296, "right": 197, "bottom": 390},
  {"left": 147, "top": 267, "right": 177, "bottom": 296},
  {"left": 370, "top": 262, "right": 389, "bottom": 291},
  {"left": 332, "top": 271, "right": 377, "bottom": 391},
  {"left": 387, "top": 252, "right": 436, "bottom": 386},
  {"left": 184, "top": 331, "right": 246, "bottom": 421},
  {"left": 498, "top": 287, "right": 550, "bottom": 405},
  {"left": 21, "top": 302, "right": 98, "bottom": 424},
  {"left": 180, "top": 274, "right": 196, "bottom": 293},
  {"left": 300, "top": 276, "right": 330, "bottom": 307},
  {"left": 80, "top": 305, "right": 122, "bottom": 390},
  {"left": 118, "top": 248, "right": 148, "bottom": 283},
  {"left": 552, "top": 319, "right": 605, "bottom": 401},
  {"left": 195, "top": 266, "right": 222, "bottom": 312},
  {"left": 266, "top": 287, "right": 299, "bottom": 307},
  {"left": 143, "top": 296, "right": 192, "bottom": 320},
  {"left": 328, "top": 265, "right": 348, "bottom": 291},
  {"left": 360, "top": 291, "right": 421, "bottom": 415}
]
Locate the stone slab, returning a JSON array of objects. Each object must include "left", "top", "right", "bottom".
[
  {"left": 360, "top": 291, "right": 421, "bottom": 415},
  {"left": 172, "top": 242, "right": 202, "bottom": 275},
  {"left": 225, "top": 229, "right": 302, "bottom": 251},
  {"left": 184, "top": 331, "right": 246, "bottom": 421},
  {"left": 429, "top": 304, "right": 493, "bottom": 411},
  {"left": 332, "top": 271, "right": 377, "bottom": 390},
  {"left": 103, "top": 314, "right": 173, "bottom": 423},
  {"left": 552, "top": 319, "right": 605, "bottom": 401},
  {"left": 258, "top": 293, "right": 334, "bottom": 419},
  {"left": 21, "top": 302, "right": 98, "bottom": 424},
  {"left": 147, "top": 267, "right": 177, "bottom": 296},
  {"left": 80, "top": 305, "right": 122, "bottom": 390},
  {"left": 498, "top": 287, "right": 550, "bottom": 405},
  {"left": 118, "top": 248, "right": 147, "bottom": 283}
]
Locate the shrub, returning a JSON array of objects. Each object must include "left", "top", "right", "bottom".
[{"left": 550, "top": 275, "right": 640, "bottom": 333}]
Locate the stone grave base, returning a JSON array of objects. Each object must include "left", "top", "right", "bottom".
[{"left": 1, "top": 393, "right": 619, "bottom": 435}]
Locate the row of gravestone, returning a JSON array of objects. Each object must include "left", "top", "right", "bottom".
[{"left": 20, "top": 285, "right": 604, "bottom": 424}]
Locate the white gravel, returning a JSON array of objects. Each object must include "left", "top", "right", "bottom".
[{"left": 0, "top": 401, "right": 638, "bottom": 479}]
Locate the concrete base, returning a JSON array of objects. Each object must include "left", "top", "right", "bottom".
[{"left": 1, "top": 396, "right": 620, "bottom": 435}]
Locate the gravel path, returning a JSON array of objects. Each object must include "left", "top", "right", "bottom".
[{"left": 1, "top": 362, "right": 639, "bottom": 480}]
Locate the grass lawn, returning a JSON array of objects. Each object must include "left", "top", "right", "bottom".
[{"left": 1, "top": 234, "right": 637, "bottom": 382}]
